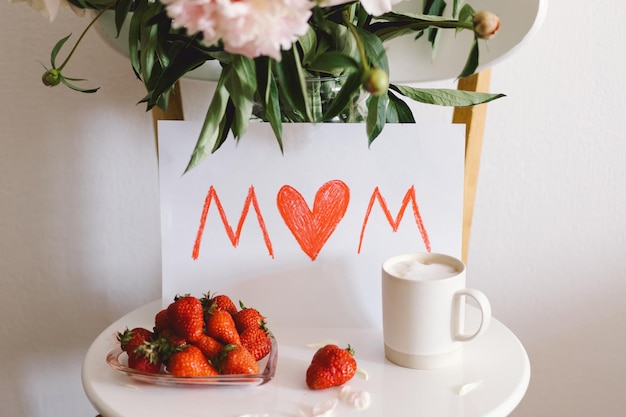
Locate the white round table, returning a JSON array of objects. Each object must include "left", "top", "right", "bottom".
[{"left": 83, "top": 301, "right": 530, "bottom": 417}]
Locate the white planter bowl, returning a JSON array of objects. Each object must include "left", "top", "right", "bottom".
[{"left": 94, "top": 0, "right": 547, "bottom": 83}]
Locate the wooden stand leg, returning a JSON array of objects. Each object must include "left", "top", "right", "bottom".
[
  {"left": 452, "top": 69, "right": 492, "bottom": 263},
  {"left": 150, "top": 81, "right": 185, "bottom": 153}
]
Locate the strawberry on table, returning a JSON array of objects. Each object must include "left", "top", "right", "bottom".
[
  {"left": 217, "top": 344, "right": 259, "bottom": 375},
  {"left": 306, "top": 344, "right": 357, "bottom": 390},
  {"left": 167, "top": 345, "right": 219, "bottom": 377},
  {"left": 167, "top": 295, "right": 204, "bottom": 342}
]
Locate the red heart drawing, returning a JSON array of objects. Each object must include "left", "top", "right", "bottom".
[{"left": 277, "top": 180, "right": 350, "bottom": 261}]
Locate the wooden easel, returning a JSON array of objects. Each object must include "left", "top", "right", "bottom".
[
  {"left": 453, "top": 69, "right": 491, "bottom": 263},
  {"left": 151, "top": 70, "right": 491, "bottom": 263}
]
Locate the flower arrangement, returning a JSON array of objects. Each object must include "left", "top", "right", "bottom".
[{"left": 14, "top": 0, "right": 502, "bottom": 171}]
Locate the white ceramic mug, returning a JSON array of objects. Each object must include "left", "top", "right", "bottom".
[{"left": 382, "top": 252, "right": 491, "bottom": 369}]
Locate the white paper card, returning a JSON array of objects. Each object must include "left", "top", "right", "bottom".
[{"left": 158, "top": 121, "right": 465, "bottom": 328}]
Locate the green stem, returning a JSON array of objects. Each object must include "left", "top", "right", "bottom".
[
  {"left": 427, "top": 20, "right": 474, "bottom": 30},
  {"left": 374, "top": 20, "right": 474, "bottom": 40},
  {"left": 342, "top": 10, "right": 370, "bottom": 73},
  {"left": 57, "top": 8, "right": 109, "bottom": 71}
]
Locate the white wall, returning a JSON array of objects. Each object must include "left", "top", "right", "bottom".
[{"left": 1, "top": 1, "right": 625, "bottom": 416}]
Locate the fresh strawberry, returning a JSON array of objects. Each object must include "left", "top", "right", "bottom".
[
  {"left": 233, "top": 302, "right": 265, "bottom": 333},
  {"left": 191, "top": 333, "right": 223, "bottom": 360},
  {"left": 205, "top": 308, "right": 241, "bottom": 345},
  {"left": 217, "top": 344, "right": 259, "bottom": 375},
  {"left": 202, "top": 292, "right": 238, "bottom": 315},
  {"left": 117, "top": 328, "right": 162, "bottom": 373},
  {"left": 117, "top": 327, "right": 153, "bottom": 354},
  {"left": 154, "top": 308, "right": 171, "bottom": 333},
  {"left": 167, "top": 295, "right": 204, "bottom": 342},
  {"left": 127, "top": 352, "right": 161, "bottom": 373},
  {"left": 239, "top": 325, "right": 272, "bottom": 361},
  {"left": 150, "top": 329, "right": 187, "bottom": 365},
  {"left": 158, "top": 328, "right": 188, "bottom": 349},
  {"left": 305, "top": 344, "right": 357, "bottom": 390},
  {"left": 167, "top": 345, "right": 219, "bottom": 377}
]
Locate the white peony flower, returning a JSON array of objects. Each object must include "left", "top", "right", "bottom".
[{"left": 161, "top": 0, "right": 313, "bottom": 61}]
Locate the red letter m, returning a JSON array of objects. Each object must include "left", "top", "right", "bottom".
[
  {"left": 358, "top": 186, "right": 431, "bottom": 253},
  {"left": 192, "top": 186, "right": 274, "bottom": 260}
]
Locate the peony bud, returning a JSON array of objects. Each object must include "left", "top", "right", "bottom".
[
  {"left": 42, "top": 68, "right": 61, "bottom": 87},
  {"left": 473, "top": 11, "right": 500, "bottom": 40},
  {"left": 363, "top": 67, "right": 389, "bottom": 96}
]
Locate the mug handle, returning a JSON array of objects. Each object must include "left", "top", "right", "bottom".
[{"left": 453, "top": 288, "right": 492, "bottom": 342}]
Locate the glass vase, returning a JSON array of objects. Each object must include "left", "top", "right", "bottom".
[{"left": 254, "top": 76, "right": 368, "bottom": 124}]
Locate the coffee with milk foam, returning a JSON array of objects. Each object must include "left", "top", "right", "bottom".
[{"left": 387, "top": 259, "right": 459, "bottom": 281}]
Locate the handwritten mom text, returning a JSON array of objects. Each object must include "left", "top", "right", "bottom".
[{"left": 192, "top": 180, "right": 431, "bottom": 261}]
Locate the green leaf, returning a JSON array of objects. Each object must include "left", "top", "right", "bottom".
[
  {"left": 145, "top": 47, "right": 210, "bottom": 109},
  {"left": 265, "top": 81, "right": 283, "bottom": 149},
  {"left": 205, "top": 50, "right": 232, "bottom": 64},
  {"left": 355, "top": 26, "right": 389, "bottom": 73},
  {"left": 385, "top": 97, "right": 400, "bottom": 123},
  {"left": 366, "top": 93, "right": 389, "bottom": 146},
  {"left": 214, "top": 99, "right": 235, "bottom": 150},
  {"left": 370, "top": 12, "right": 473, "bottom": 42},
  {"left": 298, "top": 27, "right": 318, "bottom": 68},
  {"left": 387, "top": 90, "right": 415, "bottom": 123},
  {"left": 114, "top": 0, "right": 133, "bottom": 36},
  {"left": 224, "top": 56, "right": 257, "bottom": 138},
  {"left": 125, "top": 1, "right": 165, "bottom": 84},
  {"left": 452, "top": 0, "right": 460, "bottom": 17},
  {"left": 255, "top": 56, "right": 270, "bottom": 100},
  {"left": 321, "top": 72, "right": 363, "bottom": 122},
  {"left": 458, "top": 37, "right": 479, "bottom": 78},
  {"left": 274, "top": 47, "right": 311, "bottom": 121},
  {"left": 128, "top": 4, "right": 144, "bottom": 78},
  {"left": 457, "top": 4, "right": 475, "bottom": 35},
  {"left": 308, "top": 51, "right": 359, "bottom": 76},
  {"left": 329, "top": 22, "right": 359, "bottom": 61},
  {"left": 424, "top": 0, "right": 446, "bottom": 48},
  {"left": 255, "top": 57, "right": 283, "bottom": 150},
  {"left": 185, "top": 77, "right": 230, "bottom": 173},
  {"left": 424, "top": 0, "right": 446, "bottom": 17},
  {"left": 60, "top": 77, "right": 99, "bottom": 93},
  {"left": 139, "top": 9, "right": 159, "bottom": 83},
  {"left": 390, "top": 84, "right": 505, "bottom": 107},
  {"left": 50, "top": 34, "right": 72, "bottom": 68},
  {"left": 458, "top": 4, "right": 475, "bottom": 22}
]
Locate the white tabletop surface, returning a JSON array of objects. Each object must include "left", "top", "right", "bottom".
[{"left": 82, "top": 301, "right": 530, "bottom": 417}]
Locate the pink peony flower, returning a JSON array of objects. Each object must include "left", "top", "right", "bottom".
[{"left": 161, "top": 0, "right": 313, "bottom": 61}]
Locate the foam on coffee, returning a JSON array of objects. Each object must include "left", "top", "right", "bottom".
[{"left": 387, "top": 259, "right": 459, "bottom": 280}]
